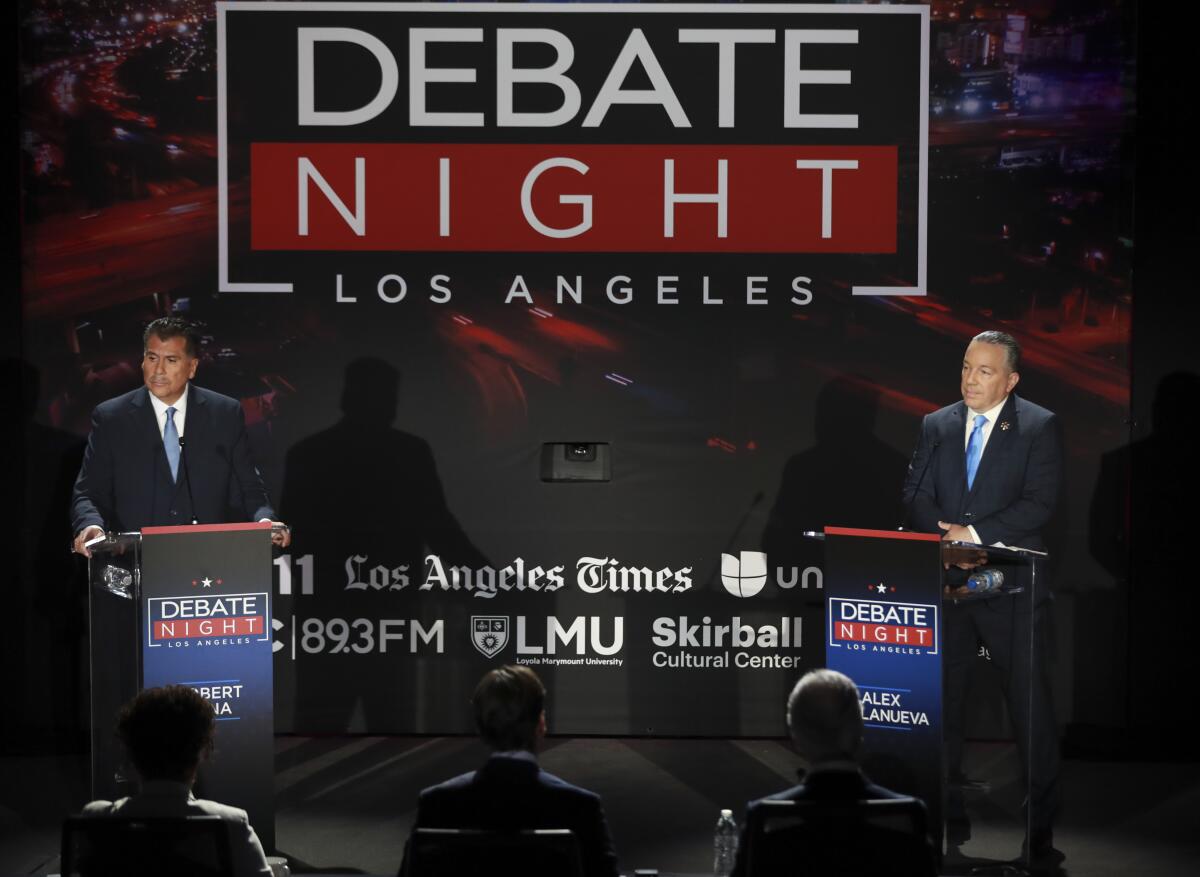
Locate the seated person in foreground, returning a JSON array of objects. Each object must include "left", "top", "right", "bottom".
[
  {"left": 731, "top": 669, "right": 935, "bottom": 877},
  {"left": 401, "top": 665, "right": 619, "bottom": 877},
  {"left": 81, "top": 685, "right": 272, "bottom": 877}
]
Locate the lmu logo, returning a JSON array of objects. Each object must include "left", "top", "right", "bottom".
[
  {"left": 471, "top": 616, "right": 509, "bottom": 658},
  {"left": 517, "top": 616, "right": 623, "bottom": 656},
  {"left": 721, "top": 552, "right": 768, "bottom": 598}
]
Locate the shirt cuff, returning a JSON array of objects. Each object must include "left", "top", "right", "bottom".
[{"left": 967, "top": 525, "right": 981, "bottom": 544}]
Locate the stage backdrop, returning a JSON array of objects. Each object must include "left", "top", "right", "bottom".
[{"left": 19, "top": 1, "right": 1133, "bottom": 736}]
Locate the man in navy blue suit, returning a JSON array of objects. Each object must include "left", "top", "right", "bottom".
[
  {"left": 902, "top": 330, "right": 1062, "bottom": 863},
  {"left": 402, "top": 665, "right": 619, "bottom": 877},
  {"left": 71, "top": 318, "right": 289, "bottom": 555},
  {"left": 730, "top": 669, "right": 934, "bottom": 877}
]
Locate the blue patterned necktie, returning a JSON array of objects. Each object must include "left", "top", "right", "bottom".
[
  {"left": 164, "top": 406, "right": 181, "bottom": 482},
  {"left": 965, "top": 413, "right": 987, "bottom": 490}
]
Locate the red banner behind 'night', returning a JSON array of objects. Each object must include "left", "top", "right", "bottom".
[
  {"left": 250, "top": 144, "right": 897, "bottom": 253},
  {"left": 153, "top": 617, "right": 265, "bottom": 640},
  {"left": 834, "top": 621, "right": 934, "bottom": 647}
]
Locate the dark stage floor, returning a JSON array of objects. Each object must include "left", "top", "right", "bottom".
[{"left": 3, "top": 738, "right": 1197, "bottom": 876}]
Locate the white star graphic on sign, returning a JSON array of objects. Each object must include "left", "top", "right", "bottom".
[
  {"left": 201, "top": 577, "right": 213, "bottom": 588},
  {"left": 875, "top": 583, "right": 887, "bottom": 594}
]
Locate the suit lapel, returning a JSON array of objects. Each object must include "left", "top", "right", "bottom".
[
  {"left": 947, "top": 402, "right": 968, "bottom": 487},
  {"left": 184, "top": 385, "right": 208, "bottom": 473},
  {"left": 130, "top": 388, "right": 174, "bottom": 485},
  {"left": 965, "top": 394, "right": 1018, "bottom": 502}
]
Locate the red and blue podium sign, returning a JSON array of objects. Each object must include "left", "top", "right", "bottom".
[
  {"left": 139, "top": 522, "right": 276, "bottom": 851},
  {"left": 823, "top": 527, "right": 944, "bottom": 850}
]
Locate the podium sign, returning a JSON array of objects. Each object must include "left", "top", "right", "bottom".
[
  {"left": 823, "top": 527, "right": 944, "bottom": 850},
  {"left": 139, "top": 522, "right": 275, "bottom": 851}
]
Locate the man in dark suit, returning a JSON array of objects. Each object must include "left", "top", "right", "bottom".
[
  {"left": 401, "top": 665, "right": 619, "bottom": 877},
  {"left": 902, "top": 330, "right": 1062, "bottom": 863},
  {"left": 731, "top": 669, "right": 934, "bottom": 877},
  {"left": 71, "top": 318, "right": 289, "bottom": 555}
]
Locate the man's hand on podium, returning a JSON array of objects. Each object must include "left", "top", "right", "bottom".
[
  {"left": 73, "top": 525, "right": 105, "bottom": 557},
  {"left": 260, "top": 519, "right": 292, "bottom": 548},
  {"left": 938, "top": 521, "right": 974, "bottom": 543},
  {"left": 943, "top": 541, "right": 988, "bottom": 596},
  {"left": 939, "top": 521, "right": 988, "bottom": 575}
]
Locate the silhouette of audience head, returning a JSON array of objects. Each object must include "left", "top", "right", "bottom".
[
  {"left": 472, "top": 665, "right": 547, "bottom": 753},
  {"left": 786, "top": 669, "right": 863, "bottom": 764},
  {"left": 118, "top": 685, "right": 215, "bottom": 785},
  {"left": 340, "top": 357, "right": 400, "bottom": 426}
]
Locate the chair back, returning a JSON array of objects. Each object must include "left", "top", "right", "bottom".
[
  {"left": 744, "top": 797, "right": 936, "bottom": 877},
  {"left": 61, "top": 814, "right": 234, "bottom": 877},
  {"left": 409, "top": 826, "right": 583, "bottom": 877}
]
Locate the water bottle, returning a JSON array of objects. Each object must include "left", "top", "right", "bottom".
[
  {"left": 713, "top": 808, "right": 738, "bottom": 877},
  {"left": 966, "top": 568, "right": 1004, "bottom": 593}
]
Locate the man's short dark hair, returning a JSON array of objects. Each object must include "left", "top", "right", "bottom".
[
  {"left": 971, "top": 330, "right": 1021, "bottom": 373},
  {"left": 472, "top": 665, "right": 546, "bottom": 752},
  {"left": 786, "top": 669, "right": 863, "bottom": 761},
  {"left": 117, "top": 686, "right": 215, "bottom": 782},
  {"left": 144, "top": 317, "right": 201, "bottom": 358}
]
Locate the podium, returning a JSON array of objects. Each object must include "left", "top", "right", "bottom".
[
  {"left": 87, "top": 522, "right": 276, "bottom": 851},
  {"left": 814, "top": 526, "right": 1046, "bottom": 865}
]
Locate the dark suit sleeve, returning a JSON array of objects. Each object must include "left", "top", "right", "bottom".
[
  {"left": 223, "top": 403, "right": 275, "bottom": 522},
  {"left": 397, "top": 788, "right": 434, "bottom": 877},
  {"left": 901, "top": 415, "right": 945, "bottom": 533},
  {"left": 71, "top": 406, "right": 113, "bottom": 533},
  {"left": 582, "top": 796, "right": 620, "bottom": 877},
  {"left": 972, "top": 413, "right": 1062, "bottom": 547}
]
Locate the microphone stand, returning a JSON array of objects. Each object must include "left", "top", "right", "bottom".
[
  {"left": 900, "top": 440, "right": 940, "bottom": 531},
  {"left": 178, "top": 435, "right": 199, "bottom": 525}
]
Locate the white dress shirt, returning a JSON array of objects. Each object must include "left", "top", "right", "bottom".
[
  {"left": 963, "top": 396, "right": 1008, "bottom": 544},
  {"left": 149, "top": 385, "right": 189, "bottom": 440}
]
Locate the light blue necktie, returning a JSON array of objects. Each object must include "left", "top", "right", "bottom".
[
  {"left": 965, "top": 413, "right": 987, "bottom": 490},
  {"left": 164, "top": 406, "right": 181, "bottom": 482}
]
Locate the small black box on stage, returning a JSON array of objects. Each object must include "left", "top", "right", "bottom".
[{"left": 540, "top": 442, "right": 611, "bottom": 482}]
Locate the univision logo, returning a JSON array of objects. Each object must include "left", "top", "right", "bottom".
[
  {"left": 719, "top": 551, "right": 824, "bottom": 596},
  {"left": 720, "top": 551, "right": 768, "bottom": 598}
]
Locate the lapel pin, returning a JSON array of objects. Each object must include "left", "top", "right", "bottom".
[{"left": 999, "top": 421, "right": 1011, "bottom": 431}]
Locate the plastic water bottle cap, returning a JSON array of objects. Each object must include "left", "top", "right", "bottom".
[{"left": 720, "top": 809, "right": 733, "bottom": 818}]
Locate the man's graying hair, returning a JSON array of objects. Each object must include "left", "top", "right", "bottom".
[
  {"left": 972, "top": 330, "right": 1021, "bottom": 373},
  {"left": 144, "top": 317, "right": 201, "bottom": 358},
  {"left": 787, "top": 669, "right": 864, "bottom": 761}
]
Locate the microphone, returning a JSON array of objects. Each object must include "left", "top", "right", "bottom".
[
  {"left": 900, "top": 439, "right": 940, "bottom": 531},
  {"left": 177, "top": 435, "right": 199, "bottom": 525}
]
